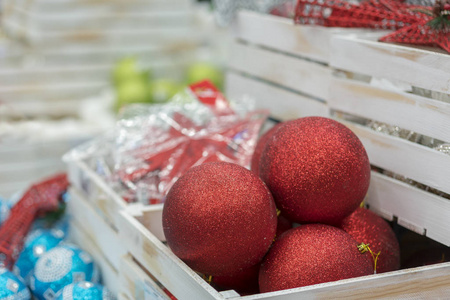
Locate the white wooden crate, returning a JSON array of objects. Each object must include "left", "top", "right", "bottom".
[
  {"left": 116, "top": 209, "right": 450, "bottom": 299},
  {"left": 65, "top": 158, "right": 165, "bottom": 241},
  {"left": 68, "top": 218, "right": 120, "bottom": 296},
  {"left": 119, "top": 254, "right": 173, "bottom": 300},
  {"left": 1, "top": 0, "right": 197, "bottom": 46},
  {"left": 329, "top": 32, "right": 450, "bottom": 246},
  {"left": 0, "top": 138, "right": 86, "bottom": 198},
  {"left": 225, "top": 11, "right": 363, "bottom": 121},
  {"left": 67, "top": 187, "right": 127, "bottom": 271}
]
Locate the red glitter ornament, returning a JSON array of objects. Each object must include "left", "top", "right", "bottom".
[
  {"left": 211, "top": 263, "right": 260, "bottom": 295},
  {"left": 251, "top": 123, "right": 283, "bottom": 176},
  {"left": 259, "top": 224, "right": 373, "bottom": 292},
  {"left": 163, "top": 162, "right": 277, "bottom": 276},
  {"left": 259, "top": 117, "right": 370, "bottom": 225},
  {"left": 338, "top": 207, "right": 400, "bottom": 273}
]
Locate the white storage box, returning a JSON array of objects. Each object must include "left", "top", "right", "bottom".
[
  {"left": 113, "top": 11, "right": 450, "bottom": 300},
  {"left": 329, "top": 32, "right": 450, "bottom": 246}
]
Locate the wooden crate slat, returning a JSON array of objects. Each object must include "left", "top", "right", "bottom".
[
  {"left": 69, "top": 221, "right": 119, "bottom": 296},
  {"left": 228, "top": 41, "right": 332, "bottom": 101},
  {"left": 119, "top": 254, "right": 172, "bottom": 300},
  {"left": 367, "top": 172, "right": 450, "bottom": 246},
  {"left": 330, "top": 77, "right": 450, "bottom": 143},
  {"left": 234, "top": 11, "right": 330, "bottom": 64},
  {"left": 127, "top": 205, "right": 165, "bottom": 242},
  {"left": 67, "top": 187, "right": 127, "bottom": 271},
  {"left": 341, "top": 121, "right": 450, "bottom": 196},
  {"left": 66, "top": 160, "right": 128, "bottom": 229},
  {"left": 225, "top": 72, "right": 328, "bottom": 121},
  {"left": 117, "top": 210, "right": 224, "bottom": 300},
  {"left": 241, "top": 262, "right": 450, "bottom": 299},
  {"left": 330, "top": 34, "right": 450, "bottom": 94}
]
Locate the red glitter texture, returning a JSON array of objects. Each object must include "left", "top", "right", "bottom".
[
  {"left": 259, "top": 224, "right": 373, "bottom": 292},
  {"left": 338, "top": 207, "right": 400, "bottom": 273},
  {"left": 162, "top": 162, "right": 277, "bottom": 276},
  {"left": 259, "top": 117, "right": 370, "bottom": 225},
  {"left": 251, "top": 123, "right": 283, "bottom": 176}
]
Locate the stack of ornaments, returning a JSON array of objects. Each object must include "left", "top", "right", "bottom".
[
  {"left": 0, "top": 181, "right": 114, "bottom": 300},
  {"left": 162, "top": 116, "right": 401, "bottom": 294}
]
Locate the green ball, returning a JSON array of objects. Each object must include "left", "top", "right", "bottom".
[
  {"left": 112, "top": 57, "right": 150, "bottom": 86},
  {"left": 115, "top": 79, "right": 151, "bottom": 110},
  {"left": 148, "top": 79, "right": 182, "bottom": 103},
  {"left": 186, "top": 62, "right": 224, "bottom": 90}
]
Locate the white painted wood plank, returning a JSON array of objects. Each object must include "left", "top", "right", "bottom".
[
  {"left": 228, "top": 41, "right": 332, "bottom": 101},
  {"left": 233, "top": 11, "right": 372, "bottom": 65},
  {"left": 330, "top": 33, "right": 450, "bottom": 94},
  {"left": 234, "top": 11, "right": 329, "bottom": 63},
  {"left": 117, "top": 210, "right": 224, "bottom": 300},
  {"left": 340, "top": 121, "right": 450, "bottom": 196},
  {"left": 126, "top": 204, "right": 165, "bottom": 242},
  {"left": 242, "top": 262, "right": 450, "bottom": 299},
  {"left": 67, "top": 187, "right": 127, "bottom": 271},
  {"left": 66, "top": 160, "right": 127, "bottom": 229},
  {"left": 226, "top": 72, "right": 328, "bottom": 121},
  {"left": 119, "top": 254, "right": 171, "bottom": 300},
  {"left": 7, "top": 0, "right": 192, "bottom": 15},
  {"left": 330, "top": 77, "right": 450, "bottom": 143},
  {"left": 69, "top": 222, "right": 119, "bottom": 296},
  {"left": 367, "top": 172, "right": 450, "bottom": 247}
]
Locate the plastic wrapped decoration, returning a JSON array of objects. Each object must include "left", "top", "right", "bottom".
[
  {"left": 55, "top": 282, "right": 114, "bottom": 300},
  {"left": 0, "top": 268, "right": 31, "bottom": 300},
  {"left": 14, "top": 228, "right": 66, "bottom": 284},
  {"left": 114, "top": 80, "right": 269, "bottom": 204},
  {"left": 30, "top": 244, "right": 99, "bottom": 300}
]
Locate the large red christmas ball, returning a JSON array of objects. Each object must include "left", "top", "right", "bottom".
[
  {"left": 163, "top": 162, "right": 277, "bottom": 276},
  {"left": 259, "top": 116, "right": 370, "bottom": 224},
  {"left": 251, "top": 123, "right": 283, "bottom": 176},
  {"left": 259, "top": 224, "right": 373, "bottom": 292},
  {"left": 338, "top": 207, "right": 400, "bottom": 273}
]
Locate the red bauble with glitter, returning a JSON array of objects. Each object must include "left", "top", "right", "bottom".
[
  {"left": 338, "top": 207, "right": 400, "bottom": 273},
  {"left": 259, "top": 116, "right": 370, "bottom": 224},
  {"left": 251, "top": 123, "right": 283, "bottom": 176},
  {"left": 211, "top": 263, "right": 260, "bottom": 295},
  {"left": 163, "top": 162, "right": 277, "bottom": 276},
  {"left": 259, "top": 224, "right": 373, "bottom": 292}
]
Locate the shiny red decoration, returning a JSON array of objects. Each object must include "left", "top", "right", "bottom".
[
  {"left": 294, "top": 0, "right": 450, "bottom": 53},
  {"left": 0, "top": 173, "right": 68, "bottom": 269},
  {"left": 338, "top": 207, "right": 400, "bottom": 273},
  {"left": 259, "top": 224, "right": 373, "bottom": 292},
  {"left": 259, "top": 117, "right": 370, "bottom": 225},
  {"left": 251, "top": 123, "right": 283, "bottom": 176},
  {"left": 163, "top": 162, "right": 277, "bottom": 276}
]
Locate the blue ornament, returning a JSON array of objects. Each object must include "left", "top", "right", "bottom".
[
  {"left": 55, "top": 281, "right": 115, "bottom": 300},
  {"left": 29, "top": 244, "right": 99, "bottom": 300},
  {"left": 0, "top": 268, "right": 31, "bottom": 300},
  {"left": 14, "top": 228, "right": 66, "bottom": 283}
]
